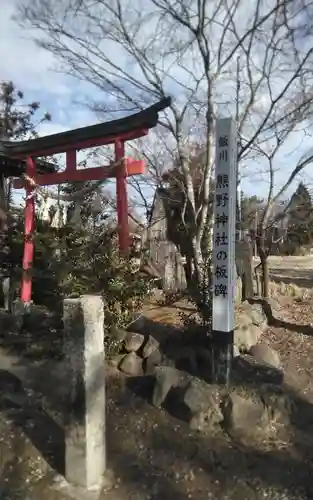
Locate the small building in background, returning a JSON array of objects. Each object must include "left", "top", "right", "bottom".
[{"left": 143, "top": 188, "right": 186, "bottom": 291}]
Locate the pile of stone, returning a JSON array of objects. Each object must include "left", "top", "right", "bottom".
[
  {"left": 113, "top": 330, "right": 160, "bottom": 376},
  {"left": 111, "top": 297, "right": 282, "bottom": 378},
  {"left": 144, "top": 297, "right": 289, "bottom": 438},
  {"left": 152, "top": 366, "right": 291, "bottom": 437}
]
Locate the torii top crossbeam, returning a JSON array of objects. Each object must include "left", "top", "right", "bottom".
[
  {"left": 6, "top": 97, "right": 171, "bottom": 304},
  {"left": 3, "top": 97, "right": 171, "bottom": 157}
]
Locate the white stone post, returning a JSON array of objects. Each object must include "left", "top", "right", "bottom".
[
  {"left": 212, "top": 118, "right": 237, "bottom": 384},
  {"left": 63, "top": 295, "right": 106, "bottom": 493}
]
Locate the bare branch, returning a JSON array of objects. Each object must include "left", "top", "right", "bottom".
[{"left": 14, "top": 0, "right": 313, "bottom": 293}]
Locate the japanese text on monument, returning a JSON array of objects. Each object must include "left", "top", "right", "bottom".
[{"left": 212, "top": 119, "right": 237, "bottom": 332}]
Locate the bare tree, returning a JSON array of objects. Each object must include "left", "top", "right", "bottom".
[
  {"left": 254, "top": 139, "right": 313, "bottom": 296},
  {"left": 14, "top": 0, "right": 313, "bottom": 302}
]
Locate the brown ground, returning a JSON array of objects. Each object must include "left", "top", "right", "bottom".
[{"left": 1, "top": 257, "right": 313, "bottom": 499}]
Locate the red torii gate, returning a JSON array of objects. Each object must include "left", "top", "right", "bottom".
[{"left": 1, "top": 97, "right": 171, "bottom": 304}]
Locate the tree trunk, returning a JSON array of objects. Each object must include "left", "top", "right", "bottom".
[{"left": 256, "top": 232, "right": 269, "bottom": 298}]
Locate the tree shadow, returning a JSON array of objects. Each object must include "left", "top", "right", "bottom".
[
  {"left": 247, "top": 296, "right": 313, "bottom": 336},
  {"left": 9, "top": 405, "right": 65, "bottom": 475},
  {"left": 2, "top": 348, "right": 313, "bottom": 499},
  {"left": 1, "top": 300, "right": 313, "bottom": 498},
  {"left": 0, "top": 306, "right": 64, "bottom": 361},
  {"left": 0, "top": 369, "right": 65, "bottom": 476},
  {"left": 269, "top": 268, "right": 313, "bottom": 289},
  {"left": 109, "top": 372, "right": 313, "bottom": 499},
  {"left": 106, "top": 445, "right": 193, "bottom": 500},
  {"left": 271, "top": 318, "right": 313, "bottom": 336},
  {"left": 128, "top": 314, "right": 182, "bottom": 345}
]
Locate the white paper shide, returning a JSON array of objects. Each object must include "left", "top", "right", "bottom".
[{"left": 212, "top": 118, "right": 237, "bottom": 333}]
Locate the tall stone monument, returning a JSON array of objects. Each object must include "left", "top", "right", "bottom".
[{"left": 62, "top": 295, "right": 106, "bottom": 497}]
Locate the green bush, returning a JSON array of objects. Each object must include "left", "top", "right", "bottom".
[
  {"left": 7, "top": 211, "right": 152, "bottom": 357},
  {"left": 48, "top": 223, "right": 152, "bottom": 356}
]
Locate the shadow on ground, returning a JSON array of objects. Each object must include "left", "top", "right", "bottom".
[
  {"left": 1, "top": 306, "right": 313, "bottom": 498},
  {"left": 270, "top": 268, "right": 313, "bottom": 289},
  {"left": 271, "top": 318, "right": 313, "bottom": 336},
  {"left": 106, "top": 371, "right": 313, "bottom": 499},
  {"left": 2, "top": 352, "right": 313, "bottom": 499},
  {"left": 129, "top": 315, "right": 182, "bottom": 344}
]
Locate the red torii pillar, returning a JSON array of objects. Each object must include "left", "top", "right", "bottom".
[{"left": 13, "top": 140, "right": 146, "bottom": 304}]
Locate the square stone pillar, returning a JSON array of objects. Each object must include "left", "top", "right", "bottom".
[{"left": 63, "top": 295, "right": 106, "bottom": 492}]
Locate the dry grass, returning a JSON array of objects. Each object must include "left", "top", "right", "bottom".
[{"left": 269, "top": 281, "right": 313, "bottom": 301}]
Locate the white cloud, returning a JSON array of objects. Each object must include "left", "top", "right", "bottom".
[
  {"left": 0, "top": 0, "right": 103, "bottom": 133},
  {"left": 1, "top": 2, "right": 69, "bottom": 101}
]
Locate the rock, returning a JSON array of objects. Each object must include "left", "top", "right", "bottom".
[
  {"left": 189, "top": 412, "right": 207, "bottom": 431},
  {"left": 234, "top": 323, "right": 262, "bottom": 352},
  {"left": 183, "top": 378, "right": 223, "bottom": 430},
  {"left": 266, "top": 297, "right": 281, "bottom": 313},
  {"left": 12, "top": 299, "right": 25, "bottom": 316},
  {"left": 235, "top": 311, "right": 253, "bottom": 328},
  {"left": 124, "top": 332, "right": 145, "bottom": 352},
  {"left": 260, "top": 385, "right": 292, "bottom": 425},
  {"left": 23, "top": 308, "right": 49, "bottom": 330},
  {"left": 243, "top": 301, "right": 267, "bottom": 328},
  {"left": 160, "top": 355, "right": 176, "bottom": 368},
  {"left": 152, "top": 366, "right": 192, "bottom": 407},
  {"left": 183, "top": 378, "right": 218, "bottom": 413},
  {"left": 221, "top": 392, "right": 269, "bottom": 436},
  {"left": 233, "top": 354, "right": 284, "bottom": 385},
  {"left": 119, "top": 352, "right": 143, "bottom": 376},
  {"left": 0, "top": 370, "right": 23, "bottom": 393},
  {"left": 107, "top": 354, "right": 125, "bottom": 368},
  {"left": 249, "top": 344, "right": 281, "bottom": 369},
  {"left": 233, "top": 345, "right": 240, "bottom": 358},
  {"left": 249, "top": 297, "right": 278, "bottom": 322},
  {"left": 142, "top": 335, "right": 159, "bottom": 358},
  {"left": 0, "top": 311, "right": 15, "bottom": 333},
  {"left": 144, "top": 348, "right": 163, "bottom": 374}
]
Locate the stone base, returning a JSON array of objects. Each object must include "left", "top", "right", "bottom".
[{"left": 51, "top": 470, "right": 114, "bottom": 500}]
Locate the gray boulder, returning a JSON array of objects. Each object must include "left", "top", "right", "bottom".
[
  {"left": 233, "top": 345, "right": 240, "bottom": 358},
  {"left": 221, "top": 392, "right": 269, "bottom": 436},
  {"left": 142, "top": 335, "right": 159, "bottom": 358},
  {"left": 249, "top": 343, "right": 281, "bottom": 369},
  {"left": 234, "top": 323, "right": 262, "bottom": 352},
  {"left": 124, "top": 332, "right": 145, "bottom": 352},
  {"left": 152, "top": 366, "right": 192, "bottom": 407},
  {"left": 119, "top": 352, "right": 144, "bottom": 376},
  {"left": 144, "top": 348, "right": 163, "bottom": 374},
  {"left": 221, "top": 384, "right": 291, "bottom": 438},
  {"left": 242, "top": 301, "right": 267, "bottom": 328},
  {"left": 183, "top": 378, "right": 223, "bottom": 431},
  {"left": 235, "top": 310, "right": 252, "bottom": 328}
]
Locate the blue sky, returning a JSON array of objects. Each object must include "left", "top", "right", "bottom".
[{"left": 3, "top": 0, "right": 313, "bottom": 214}]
